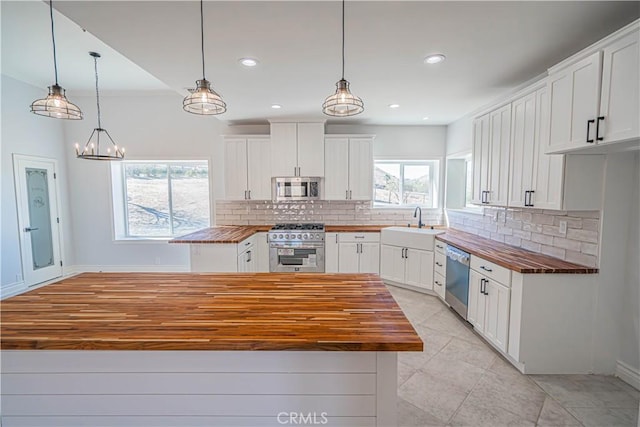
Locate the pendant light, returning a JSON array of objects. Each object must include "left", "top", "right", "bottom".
[
  {"left": 183, "top": 0, "right": 226, "bottom": 115},
  {"left": 30, "top": 0, "right": 82, "bottom": 120},
  {"left": 322, "top": 0, "right": 364, "bottom": 117},
  {"left": 75, "top": 52, "right": 125, "bottom": 161}
]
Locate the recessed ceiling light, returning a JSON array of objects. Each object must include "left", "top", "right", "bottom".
[
  {"left": 389, "top": 104, "right": 400, "bottom": 109},
  {"left": 422, "top": 116, "right": 430, "bottom": 120},
  {"left": 271, "top": 104, "right": 282, "bottom": 109},
  {"left": 239, "top": 58, "right": 258, "bottom": 67},
  {"left": 424, "top": 54, "right": 446, "bottom": 64}
]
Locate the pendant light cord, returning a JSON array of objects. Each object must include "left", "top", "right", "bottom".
[
  {"left": 200, "top": 0, "right": 206, "bottom": 80},
  {"left": 341, "top": 0, "right": 345, "bottom": 80},
  {"left": 49, "top": 0, "right": 59, "bottom": 85},
  {"left": 93, "top": 55, "right": 102, "bottom": 129}
]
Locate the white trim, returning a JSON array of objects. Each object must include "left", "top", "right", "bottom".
[
  {"left": 74, "top": 265, "right": 189, "bottom": 273},
  {"left": 616, "top": 360, "right": 640, "bottom": 391},
  {"left": 1, "top": 280, "right": 27, "bottom": 300},
  {"left": 325, "top": 134, "right": 377, "bottom": 139}
]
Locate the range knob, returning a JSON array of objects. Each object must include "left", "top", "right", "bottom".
[
  {"left": 284, "top": 234, "right": 289, "bottom": 239},
  {"left": 315, "top": 233, "right": 320, "bottom": 239},
  {"left": 297, "top": 234, "right": 302, "bottom": 239},
  {"left": 303, "top": 233, "right": 308, "bottom": 239}
]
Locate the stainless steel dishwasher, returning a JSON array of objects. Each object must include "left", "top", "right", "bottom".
[{"left": 445, "top": 245, "right": 471, "bottom": 319}]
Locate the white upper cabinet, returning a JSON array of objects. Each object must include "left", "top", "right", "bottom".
[
  {"left": 508, "top": 91, "right": 537, "bottom": 208},
  {"left": 471, "top": 114, "right": 490, "bottom": 205},
  {"left": 224, "top": 136, "right": 271, "bottom": 200},
  {"left": 598, "top": 30, "right": 639, "bottom": 144},
  {"left": 546, "top": 51, "right": 602, "bottom": 153},
  {"left": 270, "top": 122, "right": 325, "bottom": 177},
  {"left": 324, "top": 136, "right": 374, "bottom": 200},
  {"left": 471, "top": 105, "right": 510, "bottom": 206},
  {"left": 488, "top": 104, "right": 512, "bottom": 206},
  {"left": 546, "top": 22, "right": 639, "bottom": 153}
]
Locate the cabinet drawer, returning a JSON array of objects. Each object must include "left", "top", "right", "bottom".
[
  {"left": 435, "top": 240, "right": 446, "bottom": 254},
  {"left": 434, "top": 251, "right": 446, "bottom": 277},
  {"left": 237, "top": 235, "right": 256, "bottom": 256},
  {"left": 338, "top": 232, "right": 380, "bottom": 243},
  {"left": 470, "top": 255, "right": 511, "bottom": 286},
  {"left": 433, "top": 272, "right": 446, "bottom": 300}
]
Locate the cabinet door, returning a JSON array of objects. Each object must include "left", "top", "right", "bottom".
[
  {"left": 404, "top": 249, "right": 434, "bottom": 290},
  {"left": 358, "top": 242, "right": 380, "bottom": 274},
  {"left": 483, "top": 279, "right": 511, "bottom": 353},
  {"left": 297, "top": 123, "right": 325, "bottom": 176},
  {"left": 246, "top": 138, "right": 272, "bottom": 200},
  {"left": 471, "top": 115, "right": 490, "bottom": 205},
  {"left": 348, "top": 138, "right": 373, "bottom": 200},
  {"left": 224, "top": 138, "right": 248, "bottom": 200},
  {"left": 488, "top": 104, "right": 511, "bottom": 206},
  {"left": 324, "top": 138, "right": 349, "bottom": 200},
  {"left": 255, "top": 232, "right": 270, "bottom": 272},
  {"left": 380, "top": 245, "right": 405, "bottom": 283},
  {"left": 325, "top": 233, "right": 339, "bottom": 273},
  {"left": 338, "top": 242, "right": 360, "bottom": 273},
  {"left": 467, "top": 270, "right": 486, "bottom": 332},
  {"left": 270, "top": 123, "right": 298, "bottom": 176},
  {"left": 508, "top": 92, "right": 537, "bottom": 208},
  {"left": 599, "top": 30, "right": 639, "bottom": 144},
  {"left": 546, "top": 52, "right": 602, "bottom": 153},
  {"left": 532, "top": 87, "right": 565, "bottom": 210}
]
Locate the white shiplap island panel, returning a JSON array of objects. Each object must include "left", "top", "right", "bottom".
[{"left": 0, "top": 350, "right": 397, "bottom": 427}]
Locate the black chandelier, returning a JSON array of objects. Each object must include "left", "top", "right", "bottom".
[{"left": 75, "top": 52, "right": 125, "bottom": 161}]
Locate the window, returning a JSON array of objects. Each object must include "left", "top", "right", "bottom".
[
  {"left": 112, "top": 161, "right": 210, "bottom": 238},
  {"left": 374, "top": 160, "right": 439, "bottom": 208}
]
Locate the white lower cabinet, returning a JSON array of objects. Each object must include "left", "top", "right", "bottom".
[
  {"left": 190, "top": 236, "right": 257, "bottom": 273},
  {"left": 325, "top": 233, "right": 339, "bottom": 273},
  {"left": 255, "top": 232, "right": 270, "bottom": 272},
  {"left": 433, "top": 272, "right": 446, "bottom": 300},
  {"left": 468, "top": 258, "right": 511, "bottom": 353},
  {"left": 337, "top": 233, "right": 380, "bottom": 274},
  {"left": 380, "top": 244, "right": 434, "bottom": 291}
]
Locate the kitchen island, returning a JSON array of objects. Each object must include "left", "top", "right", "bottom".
[{"left": 1, "top": 272, "right": 421, "bottom": 427}]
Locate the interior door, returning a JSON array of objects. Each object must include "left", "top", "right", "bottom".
[{"left": 13, "top": 155, "right": 62, "bottom": 287}]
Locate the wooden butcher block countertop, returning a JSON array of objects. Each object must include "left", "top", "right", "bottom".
[
  {"left": 437, "top": 229, "right": 598, "bottom": 274},
  {"left": 0, "top": 272, "right": 423, "bottom": 352},
  {"left": 170, "top": 225, "right": 396, "bottom": 243}
]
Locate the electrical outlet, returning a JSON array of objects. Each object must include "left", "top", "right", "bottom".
[{"left": 559, "top": 220, "right": 568, "bottom": 235}]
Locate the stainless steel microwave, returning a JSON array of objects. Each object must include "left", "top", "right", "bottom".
[{"left": 272, "top": 177, "right": 322, "bottom": 201}]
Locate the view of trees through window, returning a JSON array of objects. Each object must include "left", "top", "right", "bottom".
[
  {"left": 374, "top": 160, "right": 438, "bottom": 207},
  {"left": 124, "top": 162, "right": 210, "bottom": 237}
]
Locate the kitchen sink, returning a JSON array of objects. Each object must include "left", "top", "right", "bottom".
[{"left": 380, "top": 226, "right": 445, "bottom": 251}]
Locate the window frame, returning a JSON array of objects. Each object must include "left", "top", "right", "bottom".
[
  {"left": 373, "top": 159, "right": 440, "bottom": 209},
  {"left": 111, "top": 159, "right": 212, "bottom": 241}
]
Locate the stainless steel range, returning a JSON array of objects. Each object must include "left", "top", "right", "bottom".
[{"left": 268, "top": 223, "right": 325, "bottom": 273}]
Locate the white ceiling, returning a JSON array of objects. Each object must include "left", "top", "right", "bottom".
[{"left": 3, "top": 1, "right": 639, "bottom": 125}]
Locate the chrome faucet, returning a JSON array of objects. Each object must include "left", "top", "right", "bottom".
[{"left": 413, "top": 207, "right": 424, "bottom": 228}]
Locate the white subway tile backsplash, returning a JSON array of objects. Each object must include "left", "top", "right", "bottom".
[{"left": 448, "top": 208, "right": 600, "bottom": 267}]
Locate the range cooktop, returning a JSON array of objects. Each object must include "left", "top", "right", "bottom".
[{"left": 271, "top": 223, "right": 325, "bottom": 231}]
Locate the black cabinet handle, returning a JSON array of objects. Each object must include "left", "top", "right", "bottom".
[
  {"left": 480, "top": 278, "right": 485, "bottom": 295},
  {"left": 524, "top": 190, "right": 530, "bottom": 207},
  {"left": 484, "top": 279, "right": 489, "bottom": 296},
  {"left": 528, "top": 190, "right": 535, "bottom": 207},
  {"left": 480, "top": 265, "right": 493, "bottom": 272},
  {"left": 596, "top": 116, "right": 605, "bottom": 141},
  {"left": 435, "top": 262, "right": 442, "bottom": 267},
  {"left": 586, "top": 119, "right": 595, "bottom": 143}
]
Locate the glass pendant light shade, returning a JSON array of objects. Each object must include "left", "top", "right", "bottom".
[
  {"left": 322, "top": 79, "right": 364, "bottom": 117},
  {"left": 183, "top": 0, "right": 226, "bottom": 116},
  {"left": 322, "top": 0, "right": 364, "bottom": 117},
  {"left": 183, "top": 79, "right": 227, "bottom": 115},
  {"left": 31, "top": 84, "right": 82, "bottom": 120},
  {"left": 31, "top": 0, "right": 82, "bottom": 120}
]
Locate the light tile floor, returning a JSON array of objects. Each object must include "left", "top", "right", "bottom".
[{"left": 387, "top": 285, "right": 640, "bottom": 427}]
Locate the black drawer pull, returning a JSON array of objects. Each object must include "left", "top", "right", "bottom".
[
  {"left": 586, "top": 119, "right": 595, "bottom": 143},
  {"left": 480, "top": 265, "right": 493, "bottom": 272},
  {"left": 596, "top": 116, "right": 605, "bottom": 141}
]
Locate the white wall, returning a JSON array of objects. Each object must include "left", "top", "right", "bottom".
[
  {"left": 63, "top": 93, "right": 227, "bottom": 271},
  {"left": 445, "top": 115, "right": 473, "bottom": 157},
  {"left": 1, "top": 76, "right": 75, "bottom": 291},
  {"left": 327, "top": 124, "right": 446, "bottom": 159},
  {"left": 619, "top": 152, "right": 640, "bottom": 374}
]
